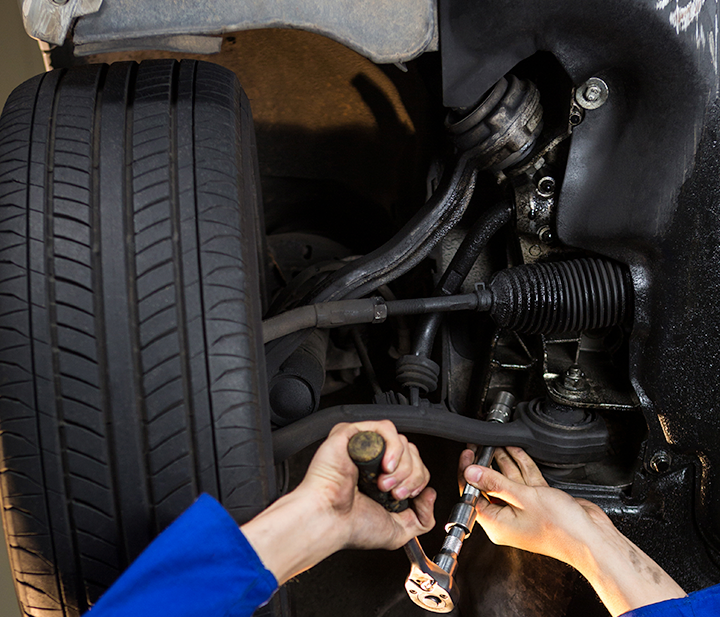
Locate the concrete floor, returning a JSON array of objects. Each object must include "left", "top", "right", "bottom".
[{"left": 0, "top": 2, "right": 45, "bottom": 615}]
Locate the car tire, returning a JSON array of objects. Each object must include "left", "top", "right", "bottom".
[{"left": 0, "top": 59, "right": 275, "bottom": 615}]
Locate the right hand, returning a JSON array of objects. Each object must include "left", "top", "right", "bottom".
[
  {"left": 459, "top": 445, "right": 613, "bottom": 568},
  {"left": 460, "top": 446, "right": 686, "bottom": 617}
]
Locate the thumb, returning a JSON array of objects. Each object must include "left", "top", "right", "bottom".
[
  {"left": 389, "top": 488, "right": 436, "bottom": 548},
  {"left": 464, "top": 465, "right": 527, "bottom": 509}
]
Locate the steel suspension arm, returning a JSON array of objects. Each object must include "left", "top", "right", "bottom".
[{"left": 271, "top": 402, "right": 608, "bottom": 464}]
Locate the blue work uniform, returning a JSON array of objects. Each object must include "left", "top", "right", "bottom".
[
  {"left": 88, "top": 494, "right": 277, "bottom": 617},
  {"left": 87, "top": 494, "right": 718, "bottom": 617}
]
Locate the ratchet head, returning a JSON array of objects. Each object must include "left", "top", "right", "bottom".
[{"left": 404, "top": 538, "right": 459, "bottom": 613}]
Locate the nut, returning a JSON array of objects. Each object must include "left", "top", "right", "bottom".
[{"left": 561, "top": 365, "right": 587, "bottom": 392}]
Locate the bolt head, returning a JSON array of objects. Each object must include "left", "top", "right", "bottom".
[
  {"left": 536, "top": 176, "right": 556, "bottom": 198},
  {"left": 538, "top": 225, "right": 553, "bottom": 244},
  {"left": 585, "top": 85, "right": 602, "bottom": 101},
  {"left": 528, "top": 244, "right": 542, "bottom": 258},
  {"left": 649, "top": 451, "right": 671, "bottom": 474},
  {"left": 576, "top": 77, "right": 609, "bottom": 110}
]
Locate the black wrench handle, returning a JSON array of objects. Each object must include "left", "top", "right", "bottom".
[{"left": 347, "top": 431, "right": 409, "bottom": 513}]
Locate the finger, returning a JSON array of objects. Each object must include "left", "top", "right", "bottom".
[
  {"left": 390, "top": 487, "right": 436, "bottom": 547},
  {"left": 391, "top": 442, "right": 430, "bottom": 500},
  {"left": 493, "top": 448, "right": 525, "bottom": 484},
  {"left": 379, "top": 435, "right": 412, "bottom": 493},
  {"left": 458, "top": 448, "right": 475, "bottom": 490},
  {"left": 473, "top": 495, "right": 516, "bottom": 546},
  {"left": 458, "top": 448, "right": 475, "bottom": 474},
  {"left": 317, "top": 420, "right": 402, "bottom": 482},
  {"left": 464, "top": 464, "right": 527, "bottom": 509},
  {"left": 411, "top": 487, "right": 436, "bottom": 531},
  {"left": 506, "top": 447, "right": 548, "bottom": 487},
  {"left": 367, "top": 419, "right": 405, "bottom": 474},
  {"left": 474, "top": 490, "right": 509, "bottom": 521}
]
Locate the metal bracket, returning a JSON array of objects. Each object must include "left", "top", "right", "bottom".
[{"left": 23, "top": 0, "right": 102, "bottom": 45}]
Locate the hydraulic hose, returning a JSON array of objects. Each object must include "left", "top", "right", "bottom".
[
  {"left": 305, "top": 153, "right": 479, "bottom": 304},
  {"left": 265, "top": 153, "right": 479, "bottom": 377},
  {"left": 412, "top": 200, "right": 513, "bottom": 357},
  {"left": 262, "top": 292, "right": 491, "bottom": 344}
]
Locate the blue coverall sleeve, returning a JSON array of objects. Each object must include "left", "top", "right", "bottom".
[
  {"left": 620, "top": 584, "right": 720, "bottom": 616},
  {"left": 87, "top": 493, "right": 278, "bottom": 617}
]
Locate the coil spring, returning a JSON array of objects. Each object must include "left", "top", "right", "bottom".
[{"left": 489, "top": 258, "right": 632, "bottom": 334}]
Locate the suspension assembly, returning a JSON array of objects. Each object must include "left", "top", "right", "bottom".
[{"left": 266, "top": 72, "right": 548, "bottom": 421}]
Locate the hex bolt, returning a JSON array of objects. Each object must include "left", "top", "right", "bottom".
[
  {"left": 538, "top": 225, "right": 553, "bottom": 244},
  {"left": 576, "top": 77, "right": 609, "bottom": 110},
  {"left": 584, "top": 85, "right": 602, "bottom": 101},
  {"left": 536, "top": 176, "right": 556, "bottom": 198},
  {"left": 649, "top": 450, "right": 671, "bottom": 474}
]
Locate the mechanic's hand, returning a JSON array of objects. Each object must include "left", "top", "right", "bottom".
[
  {"left": 242, "top": 421, "right": 434, "bottom": 585},
  {"left": 298, "top": 420, "right": 435, "bottom": 551},
  {"left": 460, "top": 446, "right": 686, "bottom": 616},
  {"left": 459, "top": 445, "right": 611, "bottom": 565}
]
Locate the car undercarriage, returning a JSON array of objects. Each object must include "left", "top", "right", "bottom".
[{"left": 2, "top": 1, "right": 720, "bottom": 616}]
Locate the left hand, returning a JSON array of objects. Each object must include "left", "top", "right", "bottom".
[
  {"left": 242, "top": 420, "right": 435, "bottom": 584},
  {"left": 297, "top": 420, "right": 436, "bottom": 551}
]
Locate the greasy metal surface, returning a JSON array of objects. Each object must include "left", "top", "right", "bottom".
[
  {"left": 72, "top": 0, "right": 438, "bottom": 62},
  {"left": 441, "top": 0, "right": 720, "bottom": 576},
  {"left": 542, "top": 332, "right": 637, "bottom": 411}
]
